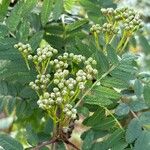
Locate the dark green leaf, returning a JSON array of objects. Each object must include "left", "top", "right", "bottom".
[
  {"left": 41, "top": 0, "right": 53, "bottom": 26},
  {"left": 66, "top": 19, "right": 88, "bottom": 33},
  {"left": 0, "top": 0, "right": 10, "bottom": 21},
  {"left": 0, "top": 134, "right": 23, "bottom": 150},
  {"left": 53, "top": 0, "right": 63, "bottom": 20},
  {"left": 115, "top": 103, "right": 130, "bottom": 116},
  {"left": 134, "top": 131, "right": 150, "bottom": 150},
  {"left": 126, "top": 118, "right": 142, "bottom": 143}
]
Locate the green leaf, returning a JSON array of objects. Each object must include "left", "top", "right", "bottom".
[
  {"left": 0, "top": 24, "right": 9, "bottom": 38},
  {"left": 26, "top": 124, "right": 39, "bottom": 146},
  {"left": 101, "top": 76, "right": 129, "bottom": 89},
  {"left": 143, "top": 85, "right": 150, "bottom": 105},
  {"left": 41, "top": 0, "right": 53, "bottom": 26},
  {"left": 107, "top": 44, "right": 119, "bottom": 65},
  {"left": 84, "top": 95, "right": 112, "bottom": 106},
  {"left": 92, "top": 117, "right": 116, "bottom": 130},
  {"left": 6, "top": 0, "right": 37, "bottom": 31},
  {"left": 94, "top": 51, "right": 109, "bottom": 74},
  {"left": 129, "top": 101, "right": 148, "bottom": 112},
  {"left": 0, "top": 0, "right": 10, "bottom": 21},
  {"left": 92, "top": 86, "right": 121, "bottom": 100},
  {"left": 29, "top": 31, "right": 44, "bottom": 51},
  {"left": 64, "top": 0, "right": 76, "bottom": 12},
  {"left": 134, "top": 79, "right": 143, "bottom": 98},
  {"left": 55, "top": 142, "right": 66, "bottom": 150},
  {"left": 139, "top": 35, "right": 150, "bottom": 55},
  {"left": 53, "top": 0, "right": 63, "bottom": 20},
  {"left": 134, "top": 131, "right": 150, "bottom": 150},
  {"left": 92, "top": 129, "right": 124, "bottom": 150},
  {"left": 111, "top": 140, "right": 128, "bottom": 150},
  {"left": 66, "top": 19, "right": 88, "bottom": 33},
  {"left": 0, "top": 134, "right": 23, "bottom": 150},
  {"left": 83, "top": 109, "right": 105, "bottom": 126},
  {"left": 82, "top": 130, "right": 94, "bottom": 150},
  {"left": 126, "top": 118, "right": 142, "bottom": 143},
  {"left": 16, "top": 19, "right": 30, "bottom": 42},
  {"left": 115, "top": 103, "right": 130, "bottom": 116}
]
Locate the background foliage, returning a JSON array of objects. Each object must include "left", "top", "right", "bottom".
[{"left": 0, "top": 0, "right": 150, "bottom": 150}]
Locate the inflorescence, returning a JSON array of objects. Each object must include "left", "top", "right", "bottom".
[{"left": 14, "top": 43, "right": 98, "bottom": 122}]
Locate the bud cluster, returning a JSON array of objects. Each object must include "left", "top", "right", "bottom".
[
  {"left": 90, "top": 23, "right": 118, "bottom": 35},
  {"left": 27, "top": 45, "right": 58, "bottom": 62},
  {"left": 18, "top": 43, "right": 98, "bottom": 124},
  {"left": 101, "top": 7, "right": 143, "bottom": 32},
  {"left": 34, "top": 53, "right": 97, "bottom": 114},
  {"left": 63, "top": 104, "right": 77, "bottom": 119},
  {"left": 14, "top": 43, "right": 32, "bottom": 55},
  {"left": 29, "top": 74, "right": 51, "bottom": 91}
]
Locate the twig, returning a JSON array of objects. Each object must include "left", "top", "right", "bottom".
[
  {"left": 64, "top": 139, "right": 80, "bottom": 150},
  {"left": 32, "top": 138, "right": 58, "bottom": 150}
]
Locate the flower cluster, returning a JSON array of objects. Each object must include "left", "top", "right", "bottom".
[
  {"left": 34, "top": 51, "right": 97, "bottom": 121},
  {"left": 101, "top": 7, "right": 143, "bottom": 32},
  {"left": 28, "top": 45, "right": 58, "bottom": 62},
  {"left": 63, "top": 104, "right": 77, "bottom": 119},
  {"left": 90, "top": 7, "right": 143, "bottom": 35},
  {"left": 15, "top": 42, "right": 98, "bottom": 124},
  {"left": 90, "top": 23, "right": 118, "bottom": 35},
  {"left": 29, "top": 74, "right": 51, "bottom": 91},
  {"left": 14, "top": 43, "right": 32, "bottom": 55}
]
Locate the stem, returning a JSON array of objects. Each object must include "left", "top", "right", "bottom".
[
  {"left": 75, "top": 65, "right": 116, "bottom": 108},
  {"left": 32, "top": 138, "right": 57, "bottom": 150},
  {"left": 94, "top": 32, "right": 100, "bottom": 50},
  {"left": 64, "top": 139, "right": 80, "bottom": 150},
  {"left": 116, "top": 31, "right": 127, "bottom": 52},
  {"left": 119, "top": 37, "right": 130, "bottom": 54},
  {"left": 103, "top": 106, "right": 124, "bottom": 130}
]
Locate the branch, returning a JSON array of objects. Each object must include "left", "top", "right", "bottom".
[
  {"left": 64, "top": 139, "right": 80, "bottom": 150},
  {"left": 31, "top": 138, "right": 58, "bottom": 150}
]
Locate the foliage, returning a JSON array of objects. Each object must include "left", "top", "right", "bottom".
[{"left": 0, "top": 0, "right": 150, "bottom": 150}]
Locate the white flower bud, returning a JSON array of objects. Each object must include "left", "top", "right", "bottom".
[
  {"left": 42, "top": 54, "right": 46, "bottom": 60},
  {"left": 58, "top": 83, "right": 64, "bottom": 89},
  {"left": 44, "top": 92, "right": 50, "bottom": 98},
  {"left": 63, "top": 108, "right": 68, "bottom": 113},
  {"left": 53, "top": 49, "right": 58, "bottom": 54},
  {"left": 29, "top": 82, "right": 34, "bottom": 86},
  {"left": 68, "top": 84, "right": 74, "bottom": 90},
  {"left": 87, "top": 74, "right": 93, "bottom": 80},
  {"left": 66, "top": 111, "right": 72, "bottom": 116},
  {"left": 66, "top": 104, "right": 72, "bottom": 109},
  {"left": 70, "top": 91, "right": 75, "bottom": 96},
  {"left": 53, "top": 87, "right": 59, "bottom": 93},
  {"left": 50, "top": 93, "right": 55, "bottom": 98},
  {"left": 62, "top": 90, "right": 67, "bottom": 96},
  {"left": 41, "top": 85, "right": 45, "bottom": 89},
  {"left": 28, "top": 55, "right": 33, "bottom": 60},
  {"left": 71, "top": 114, "right": 77, "bottom": 119},
  {"left": 93, "top": 69, "right": 98, "bottom": 74},
  {"left": 38, "top": 57, "right": 42, "bottom": 62},
  {"left": 54, "top": 79, "right": 59, "bottom": 84},
  {"left": 76, "top": 76, "right": 82, "bottom": 82},
  {"left": 71, "top": 108, "right": 77, "bottom": 114},
  {"left": 56, "top": 97, "right": 62, "bottom": 104},
  {"left": 55, "top": 92, "right": 61, "bottom": 96},
  {"left": 49, "top": 99, "right": 54, "bottom": 105},
  {"left": 23, "top": 49, "right": 28, "bottom": 54},
  {"left": 62, "top": 127, "right": 69, "bottom": 133},
  {"left": 50, "top": 61, "right": 54, "bottom": 65}
]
